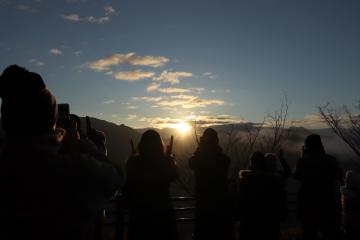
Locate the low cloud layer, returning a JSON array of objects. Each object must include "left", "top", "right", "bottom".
[
  {"left": 132, "top": 114, "right": 242, "bottom": 128},
  {"left": 289, "top": 114, "right": 327, "bottom": 129}
]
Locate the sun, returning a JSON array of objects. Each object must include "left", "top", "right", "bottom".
[{"left": 174, "top": 122, "right": 192, "bottom": 134}]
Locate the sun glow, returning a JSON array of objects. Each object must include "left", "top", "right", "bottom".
[{"left": 174, "top": 122, "right": 192, "bottom": 134}]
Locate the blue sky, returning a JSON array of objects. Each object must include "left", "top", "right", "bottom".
[{"left": 1, "top": 0, "right": 360, "bottom": 128}]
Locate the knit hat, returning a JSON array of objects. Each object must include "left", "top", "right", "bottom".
[{"left": 0, "top": 65, "right": 57, "bottom": 137}]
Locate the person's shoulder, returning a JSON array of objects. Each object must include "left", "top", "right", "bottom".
[
  {"left": 324, "top": 154, "right": 339, "bottom": 166},
  {"left": 126, "top": 155, "right": 140, "bottom": 169},
  {"left": 325, "top": 154, "right": 337, "bottom": 161},
  {"left": 218, "top": 151, "right": 230, "bottom": 161}
]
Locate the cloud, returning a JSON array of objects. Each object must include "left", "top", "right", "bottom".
[
  {"left": 29, "top": 58, "right": 45, "bottom": 67},
  {"left": 135, "top": 94, "right": 224, "bottom": 109},
  {"left": 153, "top": 70, "right": 192, "bottom": 84},
  {"left": 147, "top": 82, "right": 161, "bottom": 92},
  {"left": 88, "top": 53, "right": 169, "bottom": 71},
  {"left": 190, "top": 88, "right": 205, "bottom": 94},
  {"left": 74, "top": 50, "right": 82, "bottom": 56},
  {"left": 133, "top": 96, "right": 163, "bottom": 102},
  {"left": 137, "top": 117, "right": 181, "bottom": 128},
  {"left": 104, "top": 6, "right": 116, "bottom": 15},
  {"left": 157, "top": 87, "right": 190, "bottom": 94},
  {"left": 113, "top": 70, "right": 155, "bottom": 81},
  {"left": 203, "top": 72, "right": 215, "bottom": 79},
  {"left": 63, "top": 5, "right": 118, "bottom": 24},
  {"left": 63, "top": 14, "right": 109, "bottom": 24},
  {"left": 127, "top": 114, "right": 137, "bottom": 120},
  {"left": 102, "top": 100, "right": 115, "bottom": 104},
  {"left": 128, "top": 105, "right": 138, "bottom": 109},
  {"left": 63, "top": 14, "right": 81, "bottom": 21},
  {"left": 185, "top": 114, "right": 244, "bottom": 127},
  {"left": 158, "top": 95, "right": 224, "bottom": 109},
  {"left": 49, "top": 48, "right": 63, "bottom": 56},
  {"left": 16, "top": 4, "right": 36, "bottom": 12}
]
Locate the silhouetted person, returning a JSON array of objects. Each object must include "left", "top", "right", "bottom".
[
  {"left": 189, "top": 128, "right": 232, "bottom": 240},
  {"left": 0, "top": 65, "right": 122, "bottom": 240},
  {"left": 294, "top": 134, "right": 342, "bottom": 240},
  {"left": 342, "top": 170, "right": 360, "bottom": 240},
  {"left": 123, "top": 130, "right": 177, "bottom": 240},
  {"left": 238, "top": 151, "right": 287, "bottom": 240}
]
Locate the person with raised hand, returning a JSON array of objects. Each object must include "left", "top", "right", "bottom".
[{"left": 123, "top": 130, "right": 177, "bottom": 240}]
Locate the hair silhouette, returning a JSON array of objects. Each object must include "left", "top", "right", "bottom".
[
  {"left": 303, "top": 134, "right": 325, "bottom": 155},
  {"left": 138, "top": 129, "right": 165, "bottom": 159},
  {"left": 199, "top": 127, "right": 219, "bottom": 145},
  {"left": 249, "top": 151, "right": 266, "bottom": 171}
]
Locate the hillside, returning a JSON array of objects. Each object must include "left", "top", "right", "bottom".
[{"left": 79, "top": 117, "right": 141, "bottom": 168}]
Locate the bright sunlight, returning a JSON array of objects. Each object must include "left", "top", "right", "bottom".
[{"left": 173, "top": 122, "right": 192, "bottom": 134}]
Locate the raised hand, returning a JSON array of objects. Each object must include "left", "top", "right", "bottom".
[
  {"left": 85, "top": 116, "right": 107, "bottom": 155},
  {"left": 166, "top": 135, "right": 174, "bottom": 157}
]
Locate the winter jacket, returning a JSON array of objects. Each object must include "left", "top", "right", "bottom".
[
  {"left": 0, "top": 132, "right": 122, "bottom": 240},
  {"left": 123, "top": 155, "right": 177, "bottom": 240},
  {"left": 294, "top": 153, "right": 341, "bottom": 223}
]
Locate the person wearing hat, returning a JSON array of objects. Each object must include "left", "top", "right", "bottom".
[
  {"left": 294, "top": 134, "right": 342, "bottom": 240},
  {"left": 189, "top": 128, "right": 233, "bottom": 240},
  {"left": 0, "top": 65, "right": 122, "bottom": 240}
]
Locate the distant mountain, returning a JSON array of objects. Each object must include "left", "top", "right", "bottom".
[{"left": 80, "top": 117, "right": 141, "bottom": 168}]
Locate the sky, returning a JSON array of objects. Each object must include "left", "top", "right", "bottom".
[{"left": 0, "top": 0, "right": 360, "bottom": 129}]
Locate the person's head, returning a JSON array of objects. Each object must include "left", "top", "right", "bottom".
[
  {"left": 303, "top": 134, "right": 325, "bottom": 154},
  {"left": 249, "top": 151, "right": 266, "bottom": 171},
  {"left": 264, "top": 153, "right": 279, "bottom": 172},
  {"left": 0, "top": 65, "right": 57, "bottom": 137},
  {"left": 138, "top": 129, "right": 164, "bottom": 159},
  {"left": 200, "top": 128, "right": 219, "bottom": 146}
]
